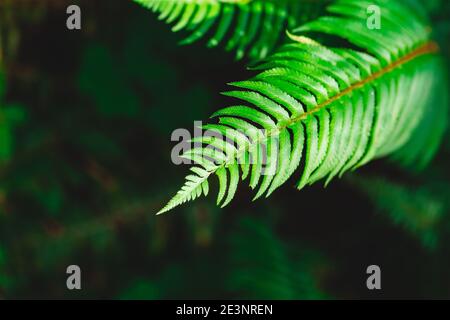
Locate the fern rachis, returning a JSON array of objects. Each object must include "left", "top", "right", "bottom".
[{"left": 157, "top": 0, "right": 448, "bottom": 214}]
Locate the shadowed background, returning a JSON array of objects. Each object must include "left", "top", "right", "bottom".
[{"left": 0, "top": 0, "right": 450, "bottom": 299}]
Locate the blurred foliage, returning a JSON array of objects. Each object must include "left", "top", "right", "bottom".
[
  {"left": 0, "top": 70, "right": 26, "bottom": 163},
  {"left": 0, "top": 0, "right": 449, "bottom": 299},
  {"left": 349, "top": 174, "right": 449, "bottom": 249},
  {"left": 226, "top": 217, "right": 328, "bottom": 299}
]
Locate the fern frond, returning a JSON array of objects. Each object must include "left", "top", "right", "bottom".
[
  {"left": 133, "top": 0, "right": 326, "bottom": 60},
  {"left": 158, "top": 0, "right": 448, "bottom": 215}
]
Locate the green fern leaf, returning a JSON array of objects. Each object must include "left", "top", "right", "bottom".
[
  {"left": 158, "top": 0, "right": 448, "bottom": 215},
  {"left": 133, "top": 0, "right": 326, "bottom": 60}
]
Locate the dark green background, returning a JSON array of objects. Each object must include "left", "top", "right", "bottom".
[{"left": 0, "top": 0, "right": 450, "bottom": 299}]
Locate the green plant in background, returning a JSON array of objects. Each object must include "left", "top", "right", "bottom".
[
  {"left": 118, "top": 215, "right": 329, "bottom": 299},
  {"left": 134, "top": 0, "right": 327, "bottom": 60},
  {"left": 0, "top": 0, "right": 449, "bottom": 300},
  {"left": 349, "top": 174, "right": 448, "bottom": 249},
  {"left": 0, "top": 71, "right": 26, "bottom": 163},
  {"left": 157, "top": 0, "right": 448, "bottom": 214},
  {"left": 227, "top": 216, "right": 328, "bottom": 299}
]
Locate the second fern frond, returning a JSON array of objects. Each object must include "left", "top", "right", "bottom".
[{"left": 134, "top": 0, "right": 327, "bottom": 60}]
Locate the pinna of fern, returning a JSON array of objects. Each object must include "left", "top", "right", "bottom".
[
  {"left": 157, "top": 0, "right": 448, "bottom": 215},
  {"left": 133, "top": 0, "right": 326, "bottom": 60}
]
